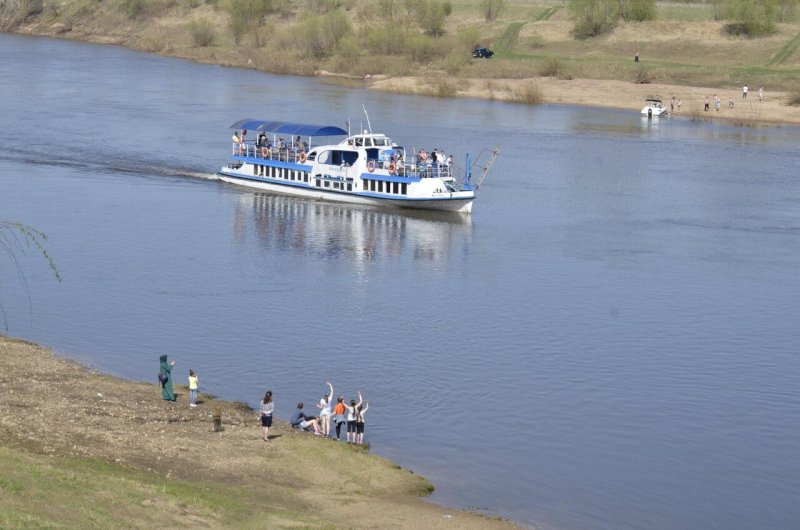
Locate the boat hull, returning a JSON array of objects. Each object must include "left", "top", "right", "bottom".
[{"left": 218, "top": 168, "right": 474, "bottom": 213}]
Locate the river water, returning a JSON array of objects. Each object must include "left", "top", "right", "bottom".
[{"left": 2, "top": 34, "right": 799, "bottom": 530}]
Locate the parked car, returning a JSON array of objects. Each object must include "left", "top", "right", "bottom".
[{"left": 472, "top": 47, "right": 494, "bottom": 59}]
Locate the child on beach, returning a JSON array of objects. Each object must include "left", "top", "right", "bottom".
[
  {"left": 188, "top": 369, "right": 198, "bottom": 407},
  {"left": 316, "top": 382, "right": 334, "bottom": 437}
]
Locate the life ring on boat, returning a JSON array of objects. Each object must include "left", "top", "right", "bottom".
[
  {"left": 298, "top": 151, "right": 307, "bottom": 163},
  {"left": 367, "top": 160, "right": 376, "bottom": 173},
  {"left": 261, "top": 146, "right": 268, "bottom": 158},
  {"left": 388, "top": 162, "right": 397, "bottom": 175}
]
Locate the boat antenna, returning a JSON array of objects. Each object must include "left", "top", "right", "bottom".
[{"left": 362, "top": 104, "right": 373, "bottom": 133}]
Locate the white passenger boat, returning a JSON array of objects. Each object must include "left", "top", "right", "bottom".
[{"left": 218, "top": 119, "right": 497, "bottom": 213}]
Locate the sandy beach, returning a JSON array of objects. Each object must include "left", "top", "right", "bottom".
[
  {"left": 0, "top": 335, "right": 517, "bottom": 528},
  {"left": 369, "top": 75, "right": 800, "bottom": 126}
]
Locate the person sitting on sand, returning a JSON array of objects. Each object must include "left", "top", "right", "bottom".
[{"left": 291, "top": 403, "right": 322, "bottom": 435}]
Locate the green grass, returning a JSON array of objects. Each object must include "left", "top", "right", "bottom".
[
  {"left": 495, "top": 21, "right": 525, "bottom": 51},
  {"left": 0, "top": 446, "right": 315, "bottom": 529},
  {"left": 768, "top": 30, "right": 800, "bottom": 66}
]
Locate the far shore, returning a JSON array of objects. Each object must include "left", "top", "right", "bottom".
[
  {"left": 0, "top": 335, "right": 517, "bottom": 528},
  {"left": 9, "top": 27, "right": 800, "bottom": 127}
]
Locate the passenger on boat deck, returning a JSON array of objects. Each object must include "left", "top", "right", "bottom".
[
  {"left": 277, "top": 137, "right": 285, "bottom": 149},
  {"left": 257, "top": 132, "right": 267, "bottom": 147},
  {"left": 232, "top": 131, "right": 242, "bottom": 145}
]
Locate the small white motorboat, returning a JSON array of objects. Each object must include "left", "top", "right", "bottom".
[{"left": 641, "top": 98, "right": 669, "bottom": 118}]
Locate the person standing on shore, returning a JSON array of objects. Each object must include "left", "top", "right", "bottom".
[
  {"left": 677, "top": 99, "right": 682, "bottom": 113},
  {"left": 356, "top": 400, "right": 369, "bottom": 445},
  {"left": 332, "top": 397, "right": 346, "bottom": 440},
  {"left": 316, "top": 382, "right": 334, "bottom": 437},
  {"left": 759, "top": 86, "right": 764, "bottom": 102},
  {"left": 188, "top": 369, "right": 198, "bottom": 407},
  {"left": 345, "top": 392, "right": 363, "bottom": 444},
  {"left": 743, "top": 84, "right": 748, "bottom": 99},
  {"left": 159, "top": 355, "right": 176, "bottom": 401},
  {"left": 260, "top": 391, "right": 274, "bottom": 441},
  {"left": 714, "top": 94, "right": 720, "bottom": 112},
  {"left": 704, "top": 96, "right": 710, "bottom": 112}
]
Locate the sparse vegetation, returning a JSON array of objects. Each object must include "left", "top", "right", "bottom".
[
  {"left": 187, "top": 16, "right": 216, "bottom": 47},
  {"left": 481, "top": 0, "right": 506, "bottom": 22},
  {"left": 722, "top": 0, "right": 777, "bottom": 37},
  {"left": 788, "top": 91, "right": 800, "bottom": 106},
  {"left": 511, "top": 81, "right": 543, "bottom": 105},
  {"left": 3, "top": 0, "right": 800, "bottom": 106}
]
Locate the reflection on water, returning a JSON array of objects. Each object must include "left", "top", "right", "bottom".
[{"left": 232, "top": 192, "right": 472, "bottom": 264}]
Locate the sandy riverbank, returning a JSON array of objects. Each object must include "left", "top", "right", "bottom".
[
  {"left": 367, "top": 75, "right": 800, "bottom": 126},
  {"left": 0, "top": 335, "right": 517, "bottom": 528}
]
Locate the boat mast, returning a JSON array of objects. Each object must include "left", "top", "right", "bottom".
[{"left": 362, "top": 104, "right": 373, "bottom": 133}]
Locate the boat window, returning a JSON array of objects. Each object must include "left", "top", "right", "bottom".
[
  {"left": 355, "top": 138, "right": 364, "bottom": 147},
  {"left": 374, "top": 137, "right": 388, "bottom": 146},
  {"left": 317, "top": 150, "right": 359, "bottom": 166},
  {"left": 307, "top": 151, "right": 317, "bottom": 161}
]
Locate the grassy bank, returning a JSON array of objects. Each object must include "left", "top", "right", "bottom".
[
  {"left": 4, "top": 1, "right": 799, "bottom": 90},
  {"left": 0, "top": 336, "right": 515, "bottom": 528}
]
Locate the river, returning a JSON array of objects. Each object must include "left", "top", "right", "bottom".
[{"left": 1, "top": 34, "right": 799, "bottom": 530}]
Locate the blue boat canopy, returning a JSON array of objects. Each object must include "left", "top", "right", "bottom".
[{"left": 229, "top": 119, "right": 347, "bottom": 137}]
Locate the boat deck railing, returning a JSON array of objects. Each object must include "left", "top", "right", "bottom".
[{"left": 233, "top": 143, "right": 452, "bottom": 179}]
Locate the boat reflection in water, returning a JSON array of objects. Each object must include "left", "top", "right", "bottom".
[{"left": 232, "top": 192, "right": 473, "bottom": 264}]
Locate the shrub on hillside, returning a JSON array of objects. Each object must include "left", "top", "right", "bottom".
[
  {"left": 482, "top": 0, "right": 506, "bottom": 22},
  {"left": 539, "top": 57, "right": 570, "bottom": 79},
  {"left": 619, "top": 0, "right": 656, "bottom": 22},
  {"left": 788, "top": 92, "right": 800, "bottom": 106},
  {"left": 188, "top": 16, "right": 216, "bottom": 47},
  {"left": 568, "top": 0, "right": 619, "bottom": 39},
  {"left": 776, "top": 0, "right": 798, "bottom": 22},
  {"left": 0, "top": 0, "right": 43, "bottom": 30},
  {"left": 297, "top": 9, "right": 352, "bottom": 59},
  {"left": 225, "top": 0, "right": 272, "bottom": 45},
  {"left": 722, "top": 0, "right": 777, "bottom": 37},
  {"left": 363, "top": 23, "right": 410, "bottom": 55},
  {"left": 409, "top": 0, "right": 451, "bottom": 36}
]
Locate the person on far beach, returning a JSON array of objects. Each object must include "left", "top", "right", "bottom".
[
  {"left": 188, "top": 369, "right": 198, "bottom": 407},
  {"left": 355, "top": 400, "right": 369, "bottom": 445},
  {"left": 260, "top": 391, "right": 274, "bottom": 441},
  {"left": 743, "top": 84, "right": 748, "bottom": 99},
  {"left": 714, "top": 94, "right": 720, "bottom": 112},
  {"left": 728, "top": 97, "right": 734, "bottom": 109},
  {"left": 159, "top": 355, "right": 176, "bottom": 401},
  {"left": 345, "top": 392, "right": 363, "bottom": 444},
  {"left": 758, "top": 86, "right": 764, "bottom": 102},
  {"left": 316, "top": 382, "right": 334, "bottom": 437},
  {"left": 332, "top": 397, "right": 347, "bottom": 440},
  {"left": 704, "top": 96, "right": 710, "bottom": 112},
  {"left": 677, "top": 99, "right": 682, "bottom": 113}
]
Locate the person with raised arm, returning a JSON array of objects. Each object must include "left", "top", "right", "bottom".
[
  {"left": 345, "top": 391, "right": 363, "bottom": 444},
  {"left": 316, "top": 382, "right": 334, "bottom": 437},
  {"left": 355, "top": 399, "right": 369, "bottom": 445}
]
